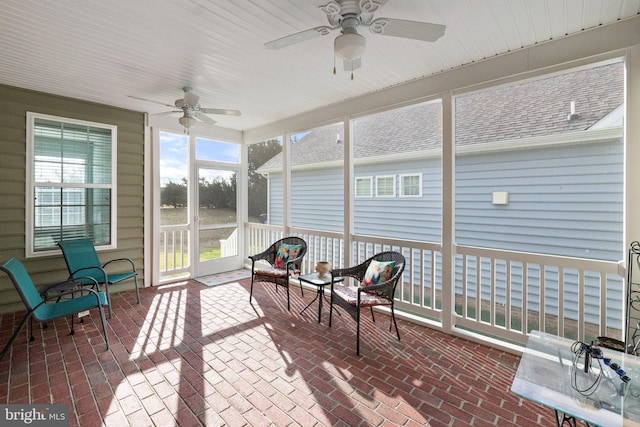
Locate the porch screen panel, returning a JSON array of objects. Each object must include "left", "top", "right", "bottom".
[
  {"left": 289, "top": 122, "right": 344, "bottom": 232},
  {"left": 248, "top": 138, "right": 283, "bottom": 225},
  {"left": 453, "top": 59, "right": 625, "bottom": 340},
  {"left": 352, "top": 100, "right": 443, "bottom": 309}
]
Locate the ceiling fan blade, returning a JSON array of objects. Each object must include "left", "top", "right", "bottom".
[
  {"left": 183, "top": 91, "right": 200, "bottom": 107},
  {"left": 196, "top": 113, "right": 217, "bottom": 125},
  {"left": 343, "top": 58, "right": 362, "bottom": 72},
  {"left": 200, "top": 108, "right": 241, "bottom": 116},
  {"left": 265, "top": 26, "right": 334, "bottom": 50},
  {"left": 127, "top": 95, "right": 174, "bottom": 108},
  {"left": 152, "top": 110, "right": 182, "bottom": 116},
  {"left": 369, "top": 18, "right": 446, "bottom": 42}
]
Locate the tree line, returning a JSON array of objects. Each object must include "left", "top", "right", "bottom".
[{"left": 160, "top": 139, "right": 281, "bottom": 218}]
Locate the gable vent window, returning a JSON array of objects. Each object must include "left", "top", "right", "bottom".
[{"left": 26, "top": 113, "right": 117, "bottom": 256}]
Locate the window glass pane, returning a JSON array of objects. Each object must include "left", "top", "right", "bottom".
[
  {"left": 248, "top": 138, "right": 283, "bottom": 224},
  {"left": 355, "top": 177, "right": 372, "bottom": 197},
  {"left": 353, "top": 101, "right": 442, "bottom": 240},
  {"left": 33, "top": 187, "right": 111, "bottom": 248},
  {"left": 376, "top": 176, "right": 395, "bottom": 197},
  {"left": 196, "top": 138, "right": 239, "bottom": 162},
  {"left": 34, "top": 119, "right": 111, "bottom": 185},
  {"left": 401, "top": 174, "right": 421, "bottom": 196}
]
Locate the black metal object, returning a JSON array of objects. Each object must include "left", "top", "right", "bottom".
[
  {"left": 248, "top": 236, "right": 307, "bottom": 310},
  {"left": 328, "top": 251, "right": 405, "bottom": 355}
]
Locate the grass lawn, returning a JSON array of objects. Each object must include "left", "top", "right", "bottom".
[{"left": 160, "top": 207, "right": 261, "bottom": 265}]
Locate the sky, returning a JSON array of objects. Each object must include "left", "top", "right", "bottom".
[{"left": 160, "top": 131, "right": 239, "bottom": 186}]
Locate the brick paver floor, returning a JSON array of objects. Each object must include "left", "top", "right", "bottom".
[{"left": 0, "top": 276, "right": 554, "bottom": 426}]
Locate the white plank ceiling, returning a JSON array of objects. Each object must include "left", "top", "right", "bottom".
[{"left": 0, "top": 0, "right": 638, "bottom": 132}]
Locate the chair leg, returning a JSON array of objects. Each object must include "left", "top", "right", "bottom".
[
  {"left": 0, "top": 313, "right": 33, "bottom": 362},
  {"left": 70, "top": 314, "right": 75, "bottom": 335},
  {"left": 391, "top": 306, "right": 401, "bottom": 341},
  {"left": 356, "top": 308, "right": 361, "bottom": 355},
  {"left": 105, "top": 284, "right": 112, "bottom": 319},
  {"left": 98, "top": 305, "right": 110, "bottom": 350},
  {"left": 286, "top": 283, "right": 291, "bottom": 311},
  {"left": 134, "top": 276, "right": 140, "bottom": 304},
  {"left": 370, "top": 306, "right": 376, "bottom": 323},
  {"left": 249, "top": 276, "right": 255, "bottom": 303},
  {"left": 328, "top": 297, "right": 334, "bottom": 327},
  {"left": 29, "top": 317, "right": 35, "bottom": 342}
]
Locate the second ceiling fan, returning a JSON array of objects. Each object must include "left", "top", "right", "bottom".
[
  {"left": 132, "top": 87, "right": 241, "bottom": 130},
  {"left": 265, "top": 0, "right": 446, "bottom": 77}
]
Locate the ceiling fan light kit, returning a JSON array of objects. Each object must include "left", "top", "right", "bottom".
[
  {"left": 178, "top": 115, "right": 198, "bottom": 129},
  {"left": 264, "top": 0, "right": 446, "bottom": 76},
  {"left": 334, "top": 26, "right": 366, "bottom": 61}
]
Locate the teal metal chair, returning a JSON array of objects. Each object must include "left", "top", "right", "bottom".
[
  {"left": 0, "top": 257, "right": 109, "bottom": 362},
  {"left": 57, "top": 238, "right": 140, "bottom": 318}
]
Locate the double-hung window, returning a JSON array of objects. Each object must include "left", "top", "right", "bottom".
[
  {"left": 26, "top": 113, "right": 117, "bottom": 256},
  {"left": 400, "top": 173, "right": 422, "bottom": 197},
  {"left": 355, "top": 176, "right": 373, "bottom": 197},
  {"left": 376, "top": 175, "right": 396, "bottom": 197}
]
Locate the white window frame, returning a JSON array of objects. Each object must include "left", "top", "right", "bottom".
[
  {"left": 355, "top": 176, "right": 373, "bottom": 197},
  {"left": 26, "top": 112, "right": 117, "bottom": 257},
  {"left": 400, "top": 173, "right": 422, "bottom": 197},
  {"left": 376, "top": 175, "right": 396, "bottom": 198}
]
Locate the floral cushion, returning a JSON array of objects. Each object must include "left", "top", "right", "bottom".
[
  {"left": 273, "top": 243, "right": 303, "bottom": 269},
  {"left": 333, "top": 285, "right": 392, "bottom": 307},
  {"left": 255, "top": 266, "right": 299, "bottom": 278},
  {"left": 362, "top": 260, "right": 395, "bottom": 287}
]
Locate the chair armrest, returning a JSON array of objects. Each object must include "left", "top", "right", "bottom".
[
  {"left": 248, "top": 253, "right": 274, "bottom": 275},
  {"left": 69, "top": 266, "right": 107, "bottom": 282},
  {"left": 248, "top": 250, "right": 272, "bottom": 264},
  {"left": 330, "top": 263, "right": 368, "bottom": 282},
  {"left": 103, "top": 257, "right": 136, "bottom": 272},
  {"left": 44, "top": 287, "right": 106, "bottom": 306},
  {"left": 355, "top": 280, "right": 394, "bottom": 296}
]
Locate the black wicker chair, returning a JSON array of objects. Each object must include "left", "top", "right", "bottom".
[
  {"left": 248, "top": 237, "right": 307, "bottom": 311},
  {"left": 329, "top": 251, "right": 406, "bottom": 355}
]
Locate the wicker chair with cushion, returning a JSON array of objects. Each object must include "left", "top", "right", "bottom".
[
  {"left": 248, "top": 237, "right": 307, "bottom": 311},
  {"left": 329, "top": 251, "right": 406, "bottom": 355}
]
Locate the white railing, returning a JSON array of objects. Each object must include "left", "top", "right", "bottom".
[
  {"left": 245, "top": 222, "right": 626, "bottom": 347},
  {"left": 455, "top": 245, "right": 624, "bottom": 345},
  {"left": 159, "top": 225, "right": 190, "bottom": 280},
  {"left": 220, "top": 228, "right": 238, "bottom": 258}
]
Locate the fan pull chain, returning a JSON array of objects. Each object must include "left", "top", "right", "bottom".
[{"left": 333, "top": 53, "right": 336, "bottom": 75}]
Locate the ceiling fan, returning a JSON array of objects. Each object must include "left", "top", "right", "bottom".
[
  {"left": 130, "top": 87, "right": 241, "bottom": 129},
  {"left": 265, "top": 0, "right": 446, "bottom": 77}
]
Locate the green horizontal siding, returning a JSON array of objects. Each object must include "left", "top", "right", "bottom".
[{"left": 0, "top": 84, "right": 145, "bottom": 314}]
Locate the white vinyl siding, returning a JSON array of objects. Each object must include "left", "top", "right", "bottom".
[{"left": 26, "top": 112, "right": 117, "bottom": 256}]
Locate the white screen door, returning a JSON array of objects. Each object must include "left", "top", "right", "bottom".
[{"left": 195, "top": 165, "right": 241, "bottom": 276}]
